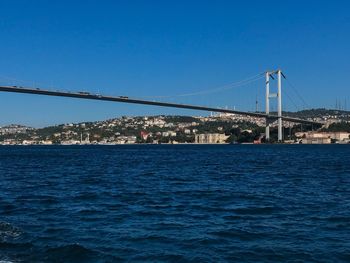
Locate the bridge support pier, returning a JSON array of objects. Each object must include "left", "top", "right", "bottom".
[
  {"left": 277, "top": 70, "right": 283, "bottom": 142},
  {"left": 265, "top": 72, "right": 270, "bottom": 142},
  {"left": 265, "top": 69, "right": 283, "bottom": 142},
  {"left": 265, "top": 124, "right": 270, "bottom": 142}
]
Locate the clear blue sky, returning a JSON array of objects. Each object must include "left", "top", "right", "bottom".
[{"left": 0, "top": 0, "right": 349, "bottom": 127}]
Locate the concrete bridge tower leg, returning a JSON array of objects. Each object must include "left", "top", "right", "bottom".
[
  {"left": 277, "top": 70, "right": 283, "bottom": 142},
  {"left": 265, "top": 72, "right": 270, "bottom": 142}
]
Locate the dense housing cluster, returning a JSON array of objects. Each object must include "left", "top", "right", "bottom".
[{"left": 0, "top": 109, "right": 349, "bottom": 145}]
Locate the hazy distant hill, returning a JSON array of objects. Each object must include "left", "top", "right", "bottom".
[{"left": 280, "top": 108, "right": 350, "bottom": 119}]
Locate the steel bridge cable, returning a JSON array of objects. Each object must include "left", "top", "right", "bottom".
[
  {"left": 0, "top": 75, "right": 70, "bottom": 94},
  {"left": 283, "top": 75, "right": 310, "bottom": 109},
  {"left": 284, "top": 88, "right": 300, "bottom": 111},
  {"left": 1, "top": 72, "right": 265, "bottom": 104},
  {"left": 140, "top": 72, "right": 265, "bottom": 99},
  {"left": 0, "top": 75, "right": 44, "bottom": 87}
]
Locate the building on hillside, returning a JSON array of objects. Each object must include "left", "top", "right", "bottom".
[
  {"left": 0, "top": 125, "right": 32, "bottom": 135},
  {"left": 195, "top": 133, "right": 229, "bottom": 144},
  {"left": 302, "top": 136, "right": 331, "bottom": 144},
  {"left": 140, "top": 131, "right": 149, "bottom": 140},
  {"left": 296, "top": 131, "right": 350, "bottom": 144}
]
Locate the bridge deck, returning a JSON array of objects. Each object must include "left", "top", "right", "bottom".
[{"left": 0, "top": 86, "right": 320, "bottom": 125}]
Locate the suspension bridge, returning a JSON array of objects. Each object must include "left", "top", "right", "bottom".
[{"left": 0, "top": 69, "right": 321, "bottom": 142}]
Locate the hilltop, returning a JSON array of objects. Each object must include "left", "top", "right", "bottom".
[{"left": 282, "top": 108, "right": 350, "bottom": 120}]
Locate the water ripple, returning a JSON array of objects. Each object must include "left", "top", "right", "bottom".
[{"left": 0, "top": 145, "right": 349, "bottom": 262}]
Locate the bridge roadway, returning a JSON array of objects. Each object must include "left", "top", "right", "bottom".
[{"left": 0, "top": 86, "right": 320, "bottom": 125}]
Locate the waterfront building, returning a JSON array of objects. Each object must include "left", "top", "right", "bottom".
[
  {"left": 302, "top": 136, "right": 332, "bottom": 144},
  {"left": 296, "top": 131, "right": 350, "bottom": 144},
  {"left": 195, "top": 133, "right": 229, "bottom": 144}
]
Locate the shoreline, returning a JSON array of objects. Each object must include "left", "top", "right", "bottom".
[{"left": 0, "top": 143, "right": 348, "bottom": 146}]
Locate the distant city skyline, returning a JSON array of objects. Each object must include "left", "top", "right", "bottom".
[{"left": 0, "top": 1, "right": 349, "bottom": 127}]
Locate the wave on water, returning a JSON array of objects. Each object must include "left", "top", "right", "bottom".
[
  {"left": 42, "top": 244, "right": 113, "bottom": 263},
  {"left": 0, "top": 222, "right": 22, "bottom": 242}
]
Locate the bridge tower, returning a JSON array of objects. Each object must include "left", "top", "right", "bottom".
[
  {"left": 265, "top": 72, "right": 270, "bottom": 141},
  {"left": 265, "top": 69, "right": 283, "bottom": 142}
]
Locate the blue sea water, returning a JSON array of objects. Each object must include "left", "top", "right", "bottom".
[{"left": 0, "top": 145, "right": 350, "bottom": 262}]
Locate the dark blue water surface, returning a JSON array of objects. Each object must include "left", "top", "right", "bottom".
[{"left": 0, "top": 145, "right": 350, "bottom": 262}]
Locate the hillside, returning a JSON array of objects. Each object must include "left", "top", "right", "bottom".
[{"left": 1, "top": 108, "right": 349, "bottom": 145}]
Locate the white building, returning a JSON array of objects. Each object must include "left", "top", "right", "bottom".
[
  {"left": 296, "top": 131, "right": 350, "bottom": 144},
  {"left": 195, "top": 133, "right": 229, "bottom": 144}
]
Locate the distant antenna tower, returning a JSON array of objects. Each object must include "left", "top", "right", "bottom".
[
  {"left": 345, "top": 98, "right": 348, "bottom": 111},
  {"left": 255, "top": 95, "right": 259, "bottom": 112}
]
